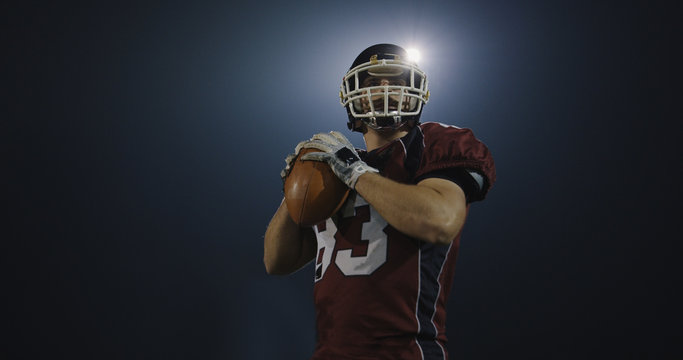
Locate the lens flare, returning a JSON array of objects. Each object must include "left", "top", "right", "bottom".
[{"left": 405, "top": 48, "right": 421, "bottom": 63}]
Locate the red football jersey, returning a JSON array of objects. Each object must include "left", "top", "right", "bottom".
[{"left": 311, "top": 122, "right": 496, "bottom": 360}]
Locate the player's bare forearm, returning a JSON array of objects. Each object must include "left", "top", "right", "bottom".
[
  {"left": 354, "top": 172, "right": 467, "bottom": 245},
  {"left": 263, "top": 198, "right": 317, "bottom": 275}
]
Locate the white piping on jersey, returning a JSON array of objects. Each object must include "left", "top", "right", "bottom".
[
  {"left": 398, "top": 136, "right": 408, "bottom": 160},
  {"left": 427, "top": 121, "right": 462, "bottom": 130},
  {"left": 431, "top": 241, "right": 453, "bottom": 360},
  {"left": 413, "top": 241, "right": 449, "bottom": 360},
  {"left": 414, "top": 246, "right": 424, "bottom": 359}
]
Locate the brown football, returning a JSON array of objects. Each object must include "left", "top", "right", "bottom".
[{"left": 284, "top": 148, "right": 351, "bottom": 227}]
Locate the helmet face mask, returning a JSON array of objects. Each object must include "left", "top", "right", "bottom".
[{"left": 341, "top": 44, "right": 429, "bottom": 132}]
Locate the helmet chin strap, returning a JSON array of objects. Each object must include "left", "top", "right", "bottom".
[
  {"left": 347, "top": 115, "right": 416, "bottom": 133},
  {"left": 366, "top": 115, "right": 403, "bottom": 131}
]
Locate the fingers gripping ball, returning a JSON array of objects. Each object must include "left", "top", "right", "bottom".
[
  {"left": 298, "top": 131, "right": 379, "bottom": 189},
  {"left": 284, "top": 148, "right": 351, "bottom": 227}
]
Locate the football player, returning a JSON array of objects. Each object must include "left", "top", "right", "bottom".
[{"left": 264, "top": 43, "right": 496, "bottom": 359}]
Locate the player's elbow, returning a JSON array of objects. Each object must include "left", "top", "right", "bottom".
[
  {"left": 419, "top": 223, "right": 457, "bottom": 245},
  {"left": 263, "top": 246, "right": 286, "bottom": 275},
  {"left": 264, "top": 263, "right": 281, "bottom": 275},
  {"left": 411, "top": 178, "right": 468, "bottom": 245},
  {"left": 264, "top": 257, "right": 275, "bottom": 275},
  {"left": 264, "top": 257, "right": 290, "bottom": 275},
  {"left": 418, "top": 208, "right": 466, "bottom": 245},
  {"left": 264, "top": 249, "right": 303, "bottom": 275}
]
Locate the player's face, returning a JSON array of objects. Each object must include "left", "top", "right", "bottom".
[{"left": 359, "top": 76, "right": 411, "bottom": 113}]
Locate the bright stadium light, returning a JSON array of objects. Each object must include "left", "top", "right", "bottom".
[{"left": 405, "top": 48, "right": 421, "bottom": 63}]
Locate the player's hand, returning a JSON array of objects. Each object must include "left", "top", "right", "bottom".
[
  {"left": 280, "top": 140, "right": 308, "bottom": 185},
  {"left": 299, "top": 131, "right": 378, "bottom": 189}
]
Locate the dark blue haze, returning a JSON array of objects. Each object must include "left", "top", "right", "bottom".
[{"left": 7, "top": 1, "right": 679, "bottom": 359}]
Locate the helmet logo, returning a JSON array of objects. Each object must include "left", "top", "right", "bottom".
[{"left": 370, "top": 53, "right": 401, "bottom": 64}]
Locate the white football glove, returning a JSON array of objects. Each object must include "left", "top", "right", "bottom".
[
  {"left": 280, "top": 140, "right": 308, "bottom": 184},
  {"left": 299, "top": 131, "right": 378, "bottom": 189}
]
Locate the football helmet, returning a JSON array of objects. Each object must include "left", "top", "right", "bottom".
[{"left": 340, "top": 44, "right": 429, "bottom": 132}]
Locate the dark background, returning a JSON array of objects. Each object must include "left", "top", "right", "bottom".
[{"left": 6, "top": 0, "right": 680, "bottom": 359}]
